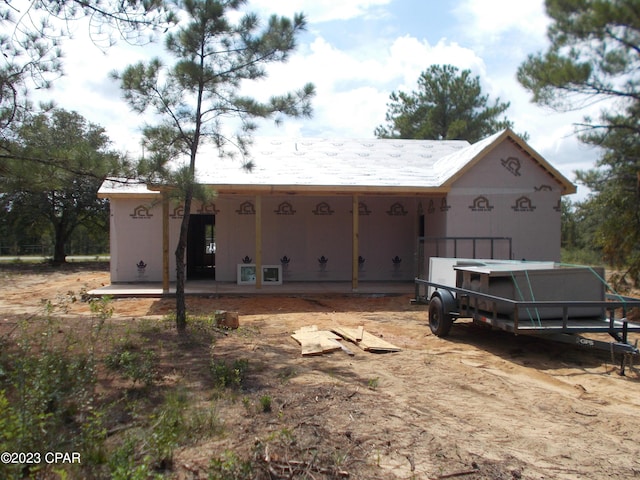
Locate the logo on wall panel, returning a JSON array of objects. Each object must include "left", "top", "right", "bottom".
[
  {"left": 170, "top": 206, "right": 184, "bottom": 219},
  {"left": 469, "top": 196, "right": 494, "bottom": 212},
  {"left": 386, "top": 202, "right": 408, "bottom": 216},
  {"left": 236, "top": 201, "right": 255, "bottom": 215},
  {"left": 501, "top": 156, "right": 522, "bottom": 176},
  {"left": 198, "top": 203, "right": 220, "bottom": 214},
  {"left": 440, "top": 198, "right": 451, "bottom": 212},
  {"left": 512, "top": 196, "right": 536, "bottom": 212},
  {"left": 427, "top": 199, "right": 435, "bottom": 214},
  {"left": 350, "top": 202, "right": 372, "bottom": 215},
  {"left": 274, "top": 201, "right": 296, "bottom": 215},
  {"left": 534, "top": 184, "right": 553, "bottom": 192},
  {"left": 359, "top": 202, "right": 372, "bottom": 215},
  {"left": 130, "top": 205, "right": 153, "bottom": 219},
  {"left": 554, "top": 199, "right": 562, "bottom": 212},
  {"left": 312, "top": 202, "right": 334, "bottom": 215}
]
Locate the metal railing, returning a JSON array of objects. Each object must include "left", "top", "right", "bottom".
[{"left": 416, "top": 236, "right": 512, "bottom": 279}]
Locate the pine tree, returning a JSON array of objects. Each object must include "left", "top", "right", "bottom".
[
  {"left": 114, "top": 0, "right": 315, "bottom": 330},
  {"left": 375, "top": 64, "right": 512, "bottom": 142}
]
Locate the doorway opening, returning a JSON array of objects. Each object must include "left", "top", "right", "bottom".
[{"left": 187, "top": 214, "right": 215, "bottom": 280}]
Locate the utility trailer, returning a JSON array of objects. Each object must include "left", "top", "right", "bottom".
[{"left": 414, "top": 258, "right": 640, "bottom": 374}]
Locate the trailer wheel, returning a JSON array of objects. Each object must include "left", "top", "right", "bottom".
[{"left": 429, "top": 295, "right": 453, "bottom": 337}]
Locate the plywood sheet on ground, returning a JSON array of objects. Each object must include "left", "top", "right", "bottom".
[
  {"left": 332, "top": 326, "right": 401, "bottom": 352},
  {"left": 291, "top": 326, "right": 345, "bottom": 356}
]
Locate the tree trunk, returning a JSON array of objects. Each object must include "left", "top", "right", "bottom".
[
  {"left": 175, "top": 187, "right": 194, "bottom": 332},
  {"left": 52, "top": 221, "right": 68, "bottom": 264}
]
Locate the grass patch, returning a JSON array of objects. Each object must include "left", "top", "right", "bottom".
[
  {"left": 210, "top": 358, "right": 250, "bottom": 390},
  {"left": 0, "top": 295, "right": 244, "bottom": 479}
]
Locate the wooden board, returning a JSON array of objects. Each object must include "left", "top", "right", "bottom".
[
  {"left": 332, "top": 326, "right": 401, "bottom": 353},
  {"left": 291, "top": 326, "right": 344, "bottom": 356}
]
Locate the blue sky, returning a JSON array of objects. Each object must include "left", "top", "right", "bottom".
[{"left": 35, "top": 0, "right": 602, "bottom": 198}]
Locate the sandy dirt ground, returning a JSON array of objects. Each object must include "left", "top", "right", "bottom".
[{"left": 1, "top": 262, "right": 640, "bottom": 479}]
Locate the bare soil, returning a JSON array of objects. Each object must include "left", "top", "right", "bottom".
[{"left": 1, "top": 262, "right": 640, "bottom": 479}]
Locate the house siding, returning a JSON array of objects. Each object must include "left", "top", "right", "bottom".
[
  {"left": 108, "top": 194, "right": 425, "bottom": 283},
  {"left": 445, "top": 140, "right": 562, "bottom": 261},
  {"left": 214, "top": 195, "right": 420, "bottom": 282},
  {"left": 102, "top": 132, "right": 572, "bottom": 286}
]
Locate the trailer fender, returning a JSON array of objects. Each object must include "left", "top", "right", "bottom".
[{"left": 428, "top": 289, "right": 456, "bottom": 337}]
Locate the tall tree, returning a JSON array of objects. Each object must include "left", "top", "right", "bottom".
[
  {"left": 375, "top": 64, "right": 513, "bottom": 142},
  {"left": 0, "top": 109, "right": 121, "bottom": 263},
  {"left": 114, "top": 0, "right": 315, "bottom": 331},
  {"left": 0, "top": 0, "right": 175, "bottom": 142},
  {"left": 517, "top": 0, "right": 640, "bottom": 286}
]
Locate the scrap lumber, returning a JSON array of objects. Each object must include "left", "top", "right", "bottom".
[
  {"left": 332, "top": 326, "right": 401, "bottom": 353},
  {"left": 291, "top": 326, "right": 345, "bottom": 356}
]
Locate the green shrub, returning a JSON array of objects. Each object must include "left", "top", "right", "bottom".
[
  {"left": 210, "top": 358, "right": 249, "bottom": 389},
  {"left": 208, "top": 450, "right": 253, "bottom": 480},
  {"left": 105, "top": 345, "right": 157, "bottom": 386},
  {"left": 0, "top": 322, "right": 104, "bottom": 479},
  {"left": 259, "top": 395, "right": 272, "bottom": 413}
]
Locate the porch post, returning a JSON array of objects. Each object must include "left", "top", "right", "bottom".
[
  {"left": 162, "top": 192, "right": 170, "bottom": 293},
  {"left": 255, "top": 194, "right": 262, "bottom": 289},
  {"left": 352, "top": 194, "right": 359, "bottom": 291}
]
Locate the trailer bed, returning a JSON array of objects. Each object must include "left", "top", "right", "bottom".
[
  {"left": 415, "top": 277, "right": 640, "bottom": 336},
  {"left": 415, "top": 276, "right": 640, "bottom": 364}
]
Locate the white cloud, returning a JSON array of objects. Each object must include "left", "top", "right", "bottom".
[
  {"left": 453, "top": 0, "right": 550, "bottom": 48},
  {"left": 244, "top": 33, "right": 489, "bottom": 139},
  {"left": 247, "top": 0, "right": 392, "bottom": 23},
  {"left": 24, "top": 0, "right": 602, "bottom": 196}
]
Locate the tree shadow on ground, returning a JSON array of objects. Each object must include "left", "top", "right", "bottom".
[
  {"left": 145, "top": 293, "right": 420, "bottom": 316},
  {"left": 441, "top": 319, "right": 640, "bottom": 377}
]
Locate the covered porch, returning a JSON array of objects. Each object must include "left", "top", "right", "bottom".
[{"left": 88, "top": 279, "right": 415, "bottom": 298}]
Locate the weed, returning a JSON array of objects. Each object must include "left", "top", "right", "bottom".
[
  {"left": 208, "top": 450, "right": 253, "bottom": 480},
  {"left": 333, "top": 450, "right": 348, "bottom": 466},
  {"left": 105, "top": 345, "right": 157, "bottom": 387},
  {"left": 259, "top": 395, "right": 272, "bottom": 413},
  {"left": 109, "top": 436, "right": 162, "bottom": 480},
  {"left": 185, "top": 402, "right": 224, "bottom": 441},
  {"left": 147, "top": 391, "right": 186, "bottom": 469},
  {"left": 277, "top": 366, "right": 297, "bottom": 384},
  {"left": 0, "top": 310, "right": 104, "bottom": 479},
  {"left": 88, "top": 295, "right": 114, "bottom": 320},
  {"left": 367, "top": 377, "right": 379, "bottom": 390},
  {"left": 210, "top": 358, "right": 249, "bottom": 389},
  {"left": 79, "top": 409, "right": 108, "bottom": 467}
]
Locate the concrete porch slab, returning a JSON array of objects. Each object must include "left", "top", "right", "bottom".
[{"left": 88, "top": 281, "right": 414, "bottom": 298}]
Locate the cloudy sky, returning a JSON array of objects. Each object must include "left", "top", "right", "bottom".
[{"left": 35, "top": 0, "right": 602, "bottom": 198}]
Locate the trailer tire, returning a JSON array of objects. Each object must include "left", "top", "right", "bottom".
[{"left": 429, "top": 295, "right": 453, "bottom": 337}]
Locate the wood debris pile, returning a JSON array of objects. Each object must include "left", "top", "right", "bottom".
[{"left": 291, "top": 325, "right": 400, "bottom": 356}]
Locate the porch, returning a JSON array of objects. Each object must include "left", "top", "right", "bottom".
[{"left": 88, "top": 280, "right": 414, "bottom": 298}]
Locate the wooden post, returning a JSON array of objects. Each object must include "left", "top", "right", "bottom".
[
  {"left": 255, "top": 195, "right": 262, "bottom": 289},
  {"left": 352, "top": 194, "right": 359, "bottom": 291},
  {"left": 162, "top": 192, "right": 170, "bottom": 293}
]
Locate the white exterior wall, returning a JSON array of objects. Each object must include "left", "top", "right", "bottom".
[
  {"left": 444, "top": 140, "right": 562, "bottom": 262},
  {"left": 106, "top": 138, "right": 565, "bottom": 283},
  {"left": 108, "top": 194, "right": 420, "bottom": 283},
  {"left": 214, "top": 195, "right": 419, "bottom": 282},
  {"left": 109, "top": 197, "right": 164, "bottom": 282}
]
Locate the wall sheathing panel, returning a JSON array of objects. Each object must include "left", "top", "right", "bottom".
[
  {"left": 445, "top": 140, "right": 562, "bottom": 262},
  {"left": 211, "top": 195, "right": 419, "bottom": 282},
  {"left": 109, "top": 198, "right": 163, "bottom": 282}
]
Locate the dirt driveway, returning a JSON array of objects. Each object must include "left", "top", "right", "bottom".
[{"left": 1, "top": 262, "right": 639, "bottom": 479}]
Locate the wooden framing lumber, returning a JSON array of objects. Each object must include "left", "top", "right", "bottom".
[
  {"left": 332, "top": 326, "right": 401, "bottom": 352},
  {"left": 291, "top": 326, "right": 344, "bottom": 356}
]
